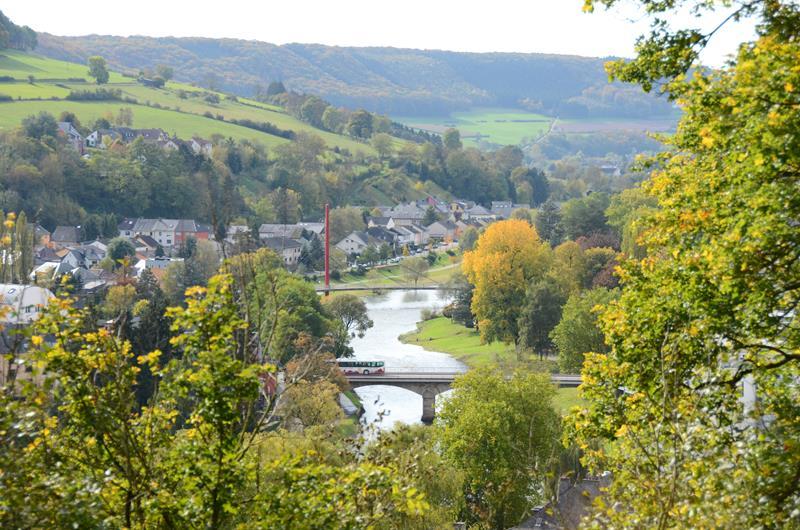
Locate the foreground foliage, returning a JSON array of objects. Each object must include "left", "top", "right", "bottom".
[
  {"left": 0, "top": 274, "right": 427, "bottom": 528},
  {"left": 570, "top": 1, "right": 800, "bottom": 527}
]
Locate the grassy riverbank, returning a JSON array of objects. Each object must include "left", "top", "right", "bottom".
[{"left": 400, "top": 316, "right": 584, "bottom": 411}]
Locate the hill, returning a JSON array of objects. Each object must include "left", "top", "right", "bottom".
[
  {"left": 0, "top": 49, "right": 376, "bottom": 153},
  {"left": 34, "top": 34, "right": 675, "bottom": 118}
]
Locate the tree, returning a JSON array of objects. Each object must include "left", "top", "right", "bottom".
[
  {"left": 87, "top": 55, "right": 109, "bottom": 84},
  {"left": 560, "top": 192, "right": 610, "bottom": 240},
  {"left": 569, "top": 2, "right": 800, "bottom": 527},
  {"left": 155, "top": 64, "right": 173, "bottom": 81},
  {"left": 371, "top": 132, "right": 393, "bottom": 159},
  {"left": 606, "top": 187, "right": 658, "bottom": 259},
  {"left": 270, "top": 187, "right": 302, "bottom": 224},
  {"left": 436, "top": 368, "right": 561, "bottom": 529},
  {"left": 281, "top": 380, "right": 343, "bottom": 430},
  {"left": 535, "top": 199, "right": 563, "bottom": 245},
  {"left": 442, "top": 128, "right": 462, "bottom": 150},
  {"left": 346, "top": 109, "right": 373, "bottom": 139},
  {"left": 115, "top": 107, "right": 134, "bottom": 127},
  {"left": 551, "top": 287, "right": 616, "bottom": 372},
  {"left": 324, "top": 293, "right": 373, "bottom": 358},
  {"left": 462, "top": 219, "right": 552, "bottom": 346},
  {"left": 458, "top": 226, "right": 479, "bottom": 252},
  {"left": 403, "top": 256, "right": 430, "bottom": 288},
  {"left": 266, "top": 80, "right": 286, "bottom": 96},
  {"left": 422, "top": 205, "right": 439, "bottom": 226},
  {"left": 107, "top": 237, "right": 135, "bottom": 263},
  {"left": 299, "top": 96, "right": 329, "bottom": 128},
  {"left": 321, "top": 106, "right": 347, "bottom": 132},
  {"left": 329, "top": 206, "right": 365, "bottom": 243},
  {"left": 510, "top": 207, "right": 532, "bottom": 224},
  {"left": 518, "top": 280, "right": 566, "bottom": 358},
  {"left": 21, "top": 111, "right": 57, "bottom": 140}
]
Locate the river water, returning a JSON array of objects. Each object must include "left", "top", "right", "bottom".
[{"left": 349, "top": 290, "right": 467, "bottom": 429}]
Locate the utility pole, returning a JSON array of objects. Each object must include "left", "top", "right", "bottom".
[{"left": 324, "top": 203, "right": 330, "bottom": 296}]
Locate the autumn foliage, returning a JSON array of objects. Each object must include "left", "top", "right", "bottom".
[{"left": 462, "top": 219, "right": 551, "bottom": 345}]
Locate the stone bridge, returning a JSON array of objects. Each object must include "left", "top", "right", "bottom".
[{"left": 346, "top": 372, "right": 582, "bottom": 423}]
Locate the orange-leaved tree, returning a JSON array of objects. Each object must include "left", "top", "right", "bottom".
[{"left": 462, "top": 219, "right": 551, "bottom": 349}]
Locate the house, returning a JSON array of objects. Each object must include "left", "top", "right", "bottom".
[
  {"left": 599, "top": 164, "right": 621, "bottom": 177},
  {"left": 464, "top": 204, "right": 495, "bottom": 221},
  {"left": 490, "top": 201, "right": 530, "bottom": 219},
  {"left": 156, "top": 138, "right": 181, "bottom": 151},
  {"left": 257, "top": 223, "right": 323, "bottom": 241},
  {"left": 190, "top": 137, "right": 214, "bottom": 157},
  {"left": 389, "top": 225, "right": 416, "bottom": 246},
  {"left": 137, "top": 128, "right": 169, "bottom": 143},
  {"left": 132, "top": 234, "right": 161, "bottom": 257},
  {"left": 261, "top": 237, "right": 303, "bottom": 267},
  {"left": 367, "top": 217, "right": 396, "bottom": 229},
  {"left": 57, "top": 122, "right": 84, "bottom": 153},
  {"left": 85, "top": 129, "right": 122, "bottom": 149},
  {"left": 366, "top": 226, "right": 397, "bottom": 246},
  {"left": 425, "top": 220, "right": 458, "bottom": 241},
  {"left": 34, "top": 246, "right": 60, "bottom": 266},
  {"left": 51, "top": 226, "right": 82, "bottom": 248},
  {"left": 381, "top": 203, "right": 426, "bottom": 226},
  {"left": 119, "top": 218, "right": 202, "bottom": 249},
  {"left": 512, "top": 475, "right": 611, "bottom": 529},
  {"left": 33, "top": 224, "right": 50, "bottom": 247},
  {"left": 76, "top": 241, "right": 107, "bottom": 267},
  {"left": 335, "top": 231, "right": 382, "bottom": 255},
  {"left": 0, "top": 284, "right": 53, "bottom": 325},
  {"left": 134, "top": 257, "right": 184, "bottom": 277}
]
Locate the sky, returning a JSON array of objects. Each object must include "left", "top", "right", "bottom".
[{"left": 2, "top": 0, "right": 755, "bottom": 66}]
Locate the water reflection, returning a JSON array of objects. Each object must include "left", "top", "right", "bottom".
[{"left": 349, "top": 289, "right": 465, "bottom": 429}]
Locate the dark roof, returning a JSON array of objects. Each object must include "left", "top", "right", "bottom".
[
  {"left": 262, "top": 237, "right": 303, "bottom": 251},
  {"left": 118, "top": 218, "right": 137, "bottom": 232},
  {"left": 367, "top": 226, "right": 396, "bottom": 243},
  {"left": 134, "top": 234, "right": 160, "bottom": 248},
  {"left": 514, "top": 476, "right": 610, "bottom": 529},
  {"left": 51, "top": 226, "right": 81, "bottom": 243}
]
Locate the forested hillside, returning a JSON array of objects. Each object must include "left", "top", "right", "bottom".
[{"left": 35, "top": 33, "right": 674, "bottom": 118}]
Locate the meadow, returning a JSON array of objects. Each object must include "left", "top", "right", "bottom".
[
  {"left": 0, "top": 50, "right": 376, "bottom": 153},
  {"left": 395, "top": 107, "right": 554, "bottom": 147}
]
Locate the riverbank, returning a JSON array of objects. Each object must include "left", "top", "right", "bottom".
[
  {"left": 317, "top": 253, "right": 461, "bottom": 294},
  {"left": 400, "top": 316, "right": 583, "bottom": 412}
]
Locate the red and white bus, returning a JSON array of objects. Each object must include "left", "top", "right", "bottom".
[{"left": 338, "top": 360, "right": 385, "bottom": 375}]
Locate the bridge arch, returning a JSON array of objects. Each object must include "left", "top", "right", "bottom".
[{"left": 348, "top": 380, "right": 452, "bottom": 423}]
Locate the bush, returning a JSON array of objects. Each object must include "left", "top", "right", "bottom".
[
  {"left": 446, "top": 249, "right": 455, "bottom": 256},
  {"left": 228, "top": 118, "right": 295, "bottom": 139},
  {"left": 203, "top": 111, "right": 214, "bottom": 119},
  {"left": 0, "top": 94, "right": 12, "bottom": 102},
  {"left": 330, "top": 270, "right": 341, "bottom": 281},
  {"left": 0, "top": 75, "right": 14, "bottom": 82},
  {"left": 66, "top": 88, "right": 122, "bottom": 101},
  {"left": 420, "top": 308, "right": 439, "bottom": 321}
]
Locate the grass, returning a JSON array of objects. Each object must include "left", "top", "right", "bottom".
[
  {"left": 0, "top": 50, "right": 380, "bottom": 153},
  {"left": 0, "top": 100, "right": 292, "bottom": 148},
  {"left": 395, "top": 106, "right": 554, "bottom": 147},
  {"left": 400, "top": 316, "right": 562, "bottom": 373},
  {"left": 400, "top": 316, "right": 585, "bottom": 413},
  {"left": 0, "top": 81, "right": 71, "bottom": 99},
  {"left": 323, "top": 253, "right": 461, "bottom": 289},
  {"left": 552, "top": 387, "right": 584, "bottom": 413},
  {"left": 0, "top": 49, "right": 127, "bottom": 82}
]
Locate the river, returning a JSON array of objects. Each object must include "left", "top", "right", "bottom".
[{"left": 349, "top": 289, "right": 467, "bottom": 429}]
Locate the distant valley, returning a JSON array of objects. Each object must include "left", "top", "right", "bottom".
[{"left": 35, "top": 33, "right": 675, "bottom": 120}]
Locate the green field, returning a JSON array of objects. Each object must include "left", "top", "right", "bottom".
[
  {"left": 320, "top": 253, "right": 461, "bottom": 291},
  {"left": 0, "top": 49, "right": 127, "bottom": 82},
  {"left": 396, "top": 107, "right": 554, "bottom": 147},
  {"left": 0, "top": 100, "right": 293, "bottom": 148},
  {"left": 400, "top": 316, "right": 561, "bottom": 372},
  {"left": 0, "top": 50, "right": 377, "bottom": 153},
  {"left": 400, "top": 316, "right": 584, "bottom": 412}
]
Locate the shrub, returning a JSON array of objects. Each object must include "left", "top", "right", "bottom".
[
  {"left": 66, "top": 88, "right": 122, "bottom": 101},
  {"left": 0, "top": 94, "right": 13, "bottom": 102}
]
